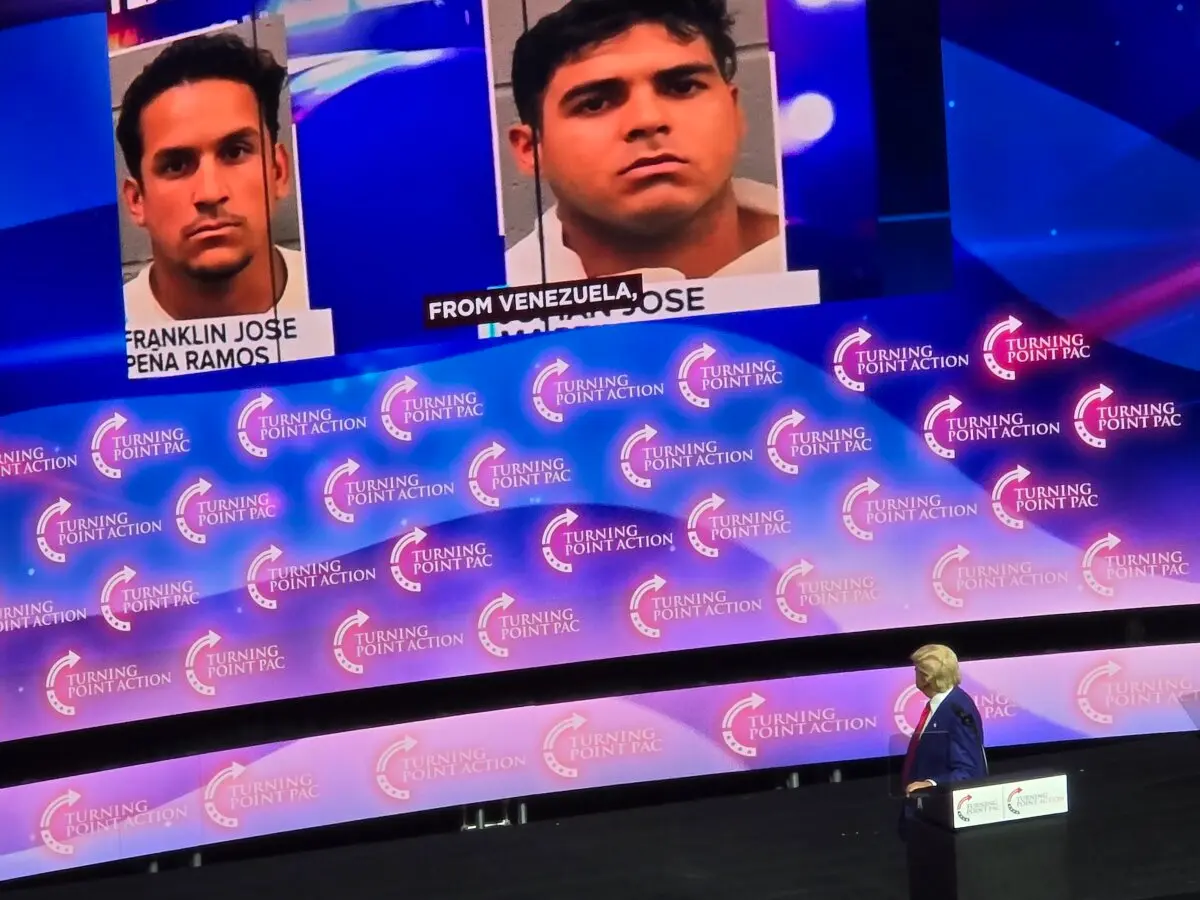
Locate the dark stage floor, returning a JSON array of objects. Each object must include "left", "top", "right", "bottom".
[{"left": 9, "top": 732, "right": 1200, "bottom": 900}]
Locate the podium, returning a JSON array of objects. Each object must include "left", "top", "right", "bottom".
[{"left": 906, "top": 770, "right": 1070, "bottom": 900}]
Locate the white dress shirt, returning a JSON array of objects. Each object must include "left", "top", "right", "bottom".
[
  {"left": 504, "top": 177, "right": 785, "bottom": 286},
  {"left": 123, "top": 245, "right": 309, "bottom": 326},
  {"left": 922, "top": 688, "right": 952, "bottom": 785}
]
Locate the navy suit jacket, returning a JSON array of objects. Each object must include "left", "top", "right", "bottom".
[{"left": 907, "top": 685, "right": 988, "bottom": 786}]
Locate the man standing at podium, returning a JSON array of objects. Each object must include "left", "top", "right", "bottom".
[{"left": 901, "top": 644, "right": 988, "bottom": 812}]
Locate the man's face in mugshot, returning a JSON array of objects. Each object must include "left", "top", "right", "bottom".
[
  {"left": 509, "top": 23, "right": 744, "bottom": 237},
  {"left": 123, "top": 78, "right": 290, "bottom": 282}
]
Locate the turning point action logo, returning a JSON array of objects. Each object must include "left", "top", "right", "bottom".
[
  {"left": 931, "top": 544, "right": 1070, "bottom": 608},
  {"left": 90, "top": 411, "right": 189, "bottom": 479},
  {"left": 203, "top": 762, "right": 319, "bottom": 830},
  {"left": 541, "top": 712, "right": 663, "bottom": 779},
  {"left": 541, "top": 507, "right": 674, "bottom": 573},
  {"left": 322, "top": 457, "right": 454, "bottom": 523},
  {"left": 627, "top": 574, "right": 763, "bottom": 639},
  {"left": 532, "top": 357, "right": 664, "bottom": 423},
  {"left": 35, "top": 497, "right": 162, "bottom": 564},
  {"left": 923, "top": 394, "right": 1059, "bottom": 460},
  {"left": 38, "top": 788, "right": 189, "bottom": 856},
  {"left": 832, "top": 327, "right": 969, "bottom": 392},
  {"left": 332, "top": 608, "right": 465, "bottom": 674},
  {"left": 983, "top": 316, "right": 1090, "bottom": 381},
  {"left": 841, "top": 476, "right": 977, "bottom": 541},
  {"left": 1072, "top": 383, "right": 1182, "bottom": 450},
  {"left": 619, "top": 423, "right": 752, "bottom": 489},
  {"left": 720, "top": 691, "right": 876, "bottom": 759},
  {"left": 44, "top": 650, "right": 172, "bottom": 718},
  {"left": 236, "top": 391, "right": 368, "bottom": 458}
]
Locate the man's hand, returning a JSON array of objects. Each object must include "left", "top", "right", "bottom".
[{"left": 906, "top": 780, "right": 934, "bottom": 796}]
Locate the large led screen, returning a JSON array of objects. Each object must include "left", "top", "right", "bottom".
[{"left": 0, "top": 641, "right": 1195, "bottom": 882}]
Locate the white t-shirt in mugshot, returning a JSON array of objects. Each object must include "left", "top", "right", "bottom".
[
  {"left": 123, "top": 245, "right": 309, "bottom": 326},
  {"left": 504, "top": 178, "right": 784, "bottom": 286}
]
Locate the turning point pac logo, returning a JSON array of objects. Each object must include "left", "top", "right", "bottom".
[
  {"left": 541, "top": 712, "right": 663, "bottom": 779},
  {"left": 1080, "top": 531, "right": 1188, "bottom": 599},
  {"left": 686, "top": 492, "right": 792, "bottom": 558},
  {"left": 90, "top": 410, "right": 189, "bottom": 479},
  {"left": 203, "top": 762, "right": 320, "bottom": 830},
  {"left": 1072, "top": 383, "right": 1183, "bottom": 449},
  {"left": 983, "top": 315, "right": 1090, "bottom": 381},
  {"left": 989, "top": 465, "right": 1098, "bottom": 530},
  {"left": 174, "top": 477, "right": 279, "bottom": 545},
  {"left": 476, "top": 591, "right": 579, "bottom": 658},
  {"left": 379, "top": 374, "right": 483, "bottom": 441},
  {"left": 467, "top": 441, "right": 571, "bottom": 508},
  {"left": 764, "top": 407, "right": 871, "bottom": 475},
  {"left": 676, "top": 341, "right": 782, "bottom": 408}
]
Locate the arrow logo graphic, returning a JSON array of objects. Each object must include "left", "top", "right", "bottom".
[
  {"left": 236, "top": 392, "right": 273, "bottom": 458},
  {"left": 629, "top": 574, "right": 667, "bottom": 638},
  {"left": 533, "top": 358, "right": 570, "bottom": 422},
  {"left": 100, "top": 565, "right": 137, "bottom": 632},
  {"left": 45, "top": 650, "right": 81, "bottom": 716},
  {"left": 774, "top": 560, "right": 813, "bottom": 624},
  {"left": 185, "top": 631, "right": 221, "bottom": 696},
  {"left": 90, "top": 411, "right": 128, "bottom": 479},
  {"left": 334, "top": 610, "right": 370, "bottom": 674},
  {"left": 468, "top": 442, "right": 506, "bottom": 507},
  {"left": 1076, "top": 660, "right": 1121, "bottom": 724},
  {"left": 175, "top": 477, "right": 213, "bottom": 544},
  {"left": 540, "top": 508, "right": 578, "bottom": 573},
  {"left": 1082, "top": 532, "right": 1121, "bottom": 597},
  {"left": 923, "top": 395, "right": 962, "bottom": 459},
  {"left": 323, "top": 458, "right": 361, "bottom": 523},
  {"left": 832, "top": 327, "right": 871, "bottom": 392},
  {"left": 203, "top": 762, "right": 246, "bottom": 828},
  {"left": 541, "top": 713, "right": 586, "bottom": 778},
  {"left": 1073, "top": 384, "right": 1114, "bottom": 449},
  {"left": 246, "top": 544, "right": 284, "bottom": 610},
  {"left": 686, "top": 493, "right": 724, "bottom": 558},
  {"left": 36, "top": 497, "right": 72, "bottom": 564},
  {"left": 721, "top": 692, "right": 766, "bottom": 757},
  {"left": 677, "top": 342, "right": 717, "bottom": 408},
  {"left": 375, "top": 735, "right": 419, "bottom": 800},
  {"left": 766, "top": 409, "right": 805, "bottom": 475},
  {"left": 841, "top": 476, "right": 880, "bottom": 541},
  {"left": 893, "top": 684, "right": 922, "bottom": 735},
  {"left": 619, "top": 424, "right": 658, "bottom": 489},
  {"left": 39, "top": 790, "right": 82, "bottom": 855},
  {"left": 932, "top": 545, "right": 970, "bottom": 608},
  {"left": 380, "top": 375, "right": 419, "bottom": 442},
  {"left": 982, "top": 316, "right": 1022, "bottom": 381},
  {"left": 390, "top": 527, "right": 428, "bottom": 592},
  {"left": 477, "top": 592, "right": 516, "bottom": 658},
  {"left": 990, "top": 465, "right": 1031, "bottom": 530}
]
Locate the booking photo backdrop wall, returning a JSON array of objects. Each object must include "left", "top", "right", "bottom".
[{"left": 0, "top": 0, "right": 1198, "bottom": 778}]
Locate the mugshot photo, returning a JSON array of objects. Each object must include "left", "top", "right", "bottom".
[
  {"left": 488, "top": 0, "right": 788, "bottom": 288},
  {"left": 110, "top": 16, "right": 311, "bottom": 329}
]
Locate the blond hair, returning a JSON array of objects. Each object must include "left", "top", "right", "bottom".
[{"left": 911, "top": 644, "right": 962, "bottom": 694}]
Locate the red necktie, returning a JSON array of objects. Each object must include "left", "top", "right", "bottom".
[{"left": 901, "top": 701, "right": 932, "bottom": 784}]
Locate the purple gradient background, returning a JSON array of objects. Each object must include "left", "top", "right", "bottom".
[{"left": 1, "top": 641, "right": 1195, "bottom": 882}]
